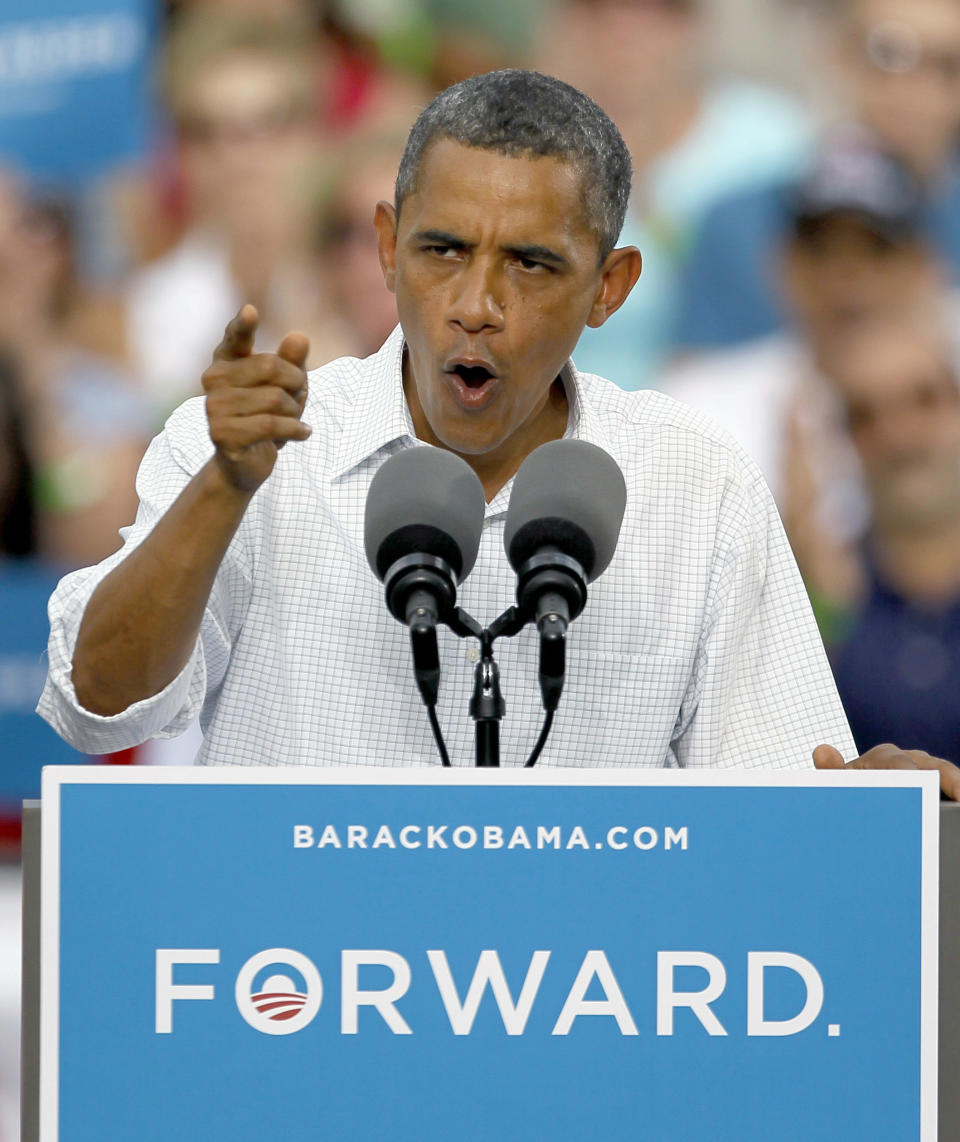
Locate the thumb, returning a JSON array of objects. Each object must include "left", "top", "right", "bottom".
[
  {"left": 813, "top": 744, "right": 847, "bottom": 770},
  {"left": 277, "top": 330, "right": 310, "bottom": 371}
]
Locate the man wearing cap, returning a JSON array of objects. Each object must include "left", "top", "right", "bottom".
[
  {"left": 36, "top": 71, "right": 959, "bottom": 794},
  {"left": 665, "top": 129, "right": 954, "bottom": 574}
]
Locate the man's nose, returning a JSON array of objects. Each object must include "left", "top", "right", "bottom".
[{"left": 447, "top": 259, "right": 504, "bottom": 333}]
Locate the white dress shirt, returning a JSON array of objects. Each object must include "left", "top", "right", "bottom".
[{"left": 38, "top": 327, "right": 855, "bottom": 769}]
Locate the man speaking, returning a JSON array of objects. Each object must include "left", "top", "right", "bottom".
[{"left": 35, "top": 69, "right": 955, "bottom": 788}]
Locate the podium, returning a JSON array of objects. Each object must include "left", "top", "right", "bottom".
[{"left": 21, "top": 766, "right": 948, "bottom": 1141}]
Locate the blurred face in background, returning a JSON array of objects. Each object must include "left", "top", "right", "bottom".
[
  {"left": 320, "top": 146, "right": 400, "bottom": 355},
  {"left": 780, "top": 214, "right": 940, "bottom": 345},
  {"left": 839, "top": 0, "right": 960, "bottom": 176},
  {"left": 536, "top": 0, "right": 700, "bottom": 122},
  {"left": 0, "top": 175, "right": 70, "bottom": 343},
  {"left": 833, "top": 326, "right": 960, "bottom": 530},
  {"left": 177, "top": 49, "right": 320, "bottom": 247}
]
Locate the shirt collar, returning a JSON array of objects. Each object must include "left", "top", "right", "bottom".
[
  {"left": 330, "top": 324, "right": 617, "bottom": 483},
  {"left": 330, "top": 326, "right": 415, "bottom": 479}
]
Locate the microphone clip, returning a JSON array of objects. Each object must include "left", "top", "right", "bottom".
[
  {"left": 383, "top": 553, "right": 484, "bottom": 709},
  {"left": 499, "top": 548, "right": 588, "bottom": 715},
  {"left": 514, "top": 548, "right": 588, "bottom": 626},
  {"left": 383, "top": 552, "right": 457, "bottom": 626},
  {"left": 383, "top": 553, "right": 457, "bottom": 709}
]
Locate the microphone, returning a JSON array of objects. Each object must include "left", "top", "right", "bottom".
[
  {"left": 365, "top": 446, "right": 485, "bottom": 707},
  {"left": 503, "top": 439, "right": 627, "bottom": 711}
]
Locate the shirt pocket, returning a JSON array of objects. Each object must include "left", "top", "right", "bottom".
[{"left": 557, "top": 652, "right": 691, "bottom": 767}]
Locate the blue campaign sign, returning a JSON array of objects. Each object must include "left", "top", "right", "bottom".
[
  {"left": 39, "top": 767, "right": 940, "bottom": 1141},
  {"left": 0, "top": 564, "right": 89, "bottom": 810},
  {"left": 0, "top": 0, "right": 157, "bottom": 184}
]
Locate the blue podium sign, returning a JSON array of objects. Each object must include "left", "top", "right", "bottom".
[{"left": 39, "top": 767, "right": 940, "bottom": 1141}]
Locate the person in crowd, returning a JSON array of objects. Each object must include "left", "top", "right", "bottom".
[
  {"left": 36, "top": 69, "right": 958, "bottom": 795},
  {"left": 313, "top": 129, "right": 406, "bottom": 357},
  {"left": 0, "top": 174, "right": 148, "bottom": 568},
  {"left": 0, "top": 355, "right": 35, "bottom": 560},
  {"left": 534, "top": 0, "right": 813, "bottom": 388},
  {"left": 809, "top": 318, "right": 960, "bottom": 763},
  {"left": 677, "top": 0, "right": 960, "bottom": 351},
  {"left": 123, "top": 10, "right": 353, "bottom": 422},
  {"left": 664, "top": 129, "right": 955, "bottom": 603}
]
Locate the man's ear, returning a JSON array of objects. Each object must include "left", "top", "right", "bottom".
[
  {"left": 586, "top": 246, "right": 642, "bottom": 328},
  {"left": 374, "top": 201, "right": 399, "bottom": 293}
]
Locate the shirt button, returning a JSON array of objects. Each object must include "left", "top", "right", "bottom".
[{"left": 466, "top": 644, "right": 481, "bottom": 663}]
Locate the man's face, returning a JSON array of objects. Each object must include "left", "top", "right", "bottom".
[
  {"left": 833, "top": 331, "right": 960, "bottom": 529},
  {"left": 840, "top": 0, "right": 960, "bottom": 173},
  {"left": 536, "top": 0, "right": 699, "bottom": 121},
  {"left": 781, "top": 215, "right": 938, "bottom": 344},
  {"left": 178, "top": 52, "right": 318, "bottom": 238},
  {"left": 323, "top": 151, "right": 400, "bottom": 355},
  {"left": 375, "top": 140, "right": 637, "bottom": 488}
]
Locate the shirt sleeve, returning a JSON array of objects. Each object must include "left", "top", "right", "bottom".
[
  {"left": 671, "top": 459, "right": 856, "bottom": 770},
  {"left": 36, "top": 404, "right": 252, "bottom": 753}
]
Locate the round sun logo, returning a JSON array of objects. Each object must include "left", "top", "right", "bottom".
[{"left": 235, "top": 949, "right": 323, "bottom": 1035}]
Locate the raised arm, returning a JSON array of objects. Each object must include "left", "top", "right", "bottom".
[{"left": 70, "top": 305, "right": 311, "bottom": 716}]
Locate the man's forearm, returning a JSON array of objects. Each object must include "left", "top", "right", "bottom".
[{"left": 71, "top": 459, "right": 255, "bottom": 716}]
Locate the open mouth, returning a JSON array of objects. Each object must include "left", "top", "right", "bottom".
[
  {"left": 444, "top": 361, "right": 500, "bottom": 410},
  {"left": 451, "top": 363, "right": 496, "bottom": 388}
]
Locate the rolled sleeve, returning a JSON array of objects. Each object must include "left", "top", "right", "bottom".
[
  {"left": 35, "top": 402, "right": 232, "bottom": 753},
  {"left": 37, "top": 634, "right": 205, "bottom": 754}
]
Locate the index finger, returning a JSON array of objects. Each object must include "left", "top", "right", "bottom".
[{"left": 212, "top": 304, "right": 259, "bottom": 362}]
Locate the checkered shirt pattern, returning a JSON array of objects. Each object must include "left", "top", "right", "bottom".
[{"left": 38, "top": 327, "right": 855, "bottom": 769}]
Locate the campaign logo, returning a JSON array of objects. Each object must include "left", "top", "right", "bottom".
[
  {"left": 234, "top": 948, "right": 323, "bottom": 1036},
  {"left": 158, "top": 946, "right": 837, "bottom": 1039}
]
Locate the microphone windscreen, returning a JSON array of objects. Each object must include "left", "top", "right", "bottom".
[
  {"left": 504, "top": 440, "right": 627, "bottom": 582},
  {"left": 364, "top": 446, "right": 486, "bottom": 582}
]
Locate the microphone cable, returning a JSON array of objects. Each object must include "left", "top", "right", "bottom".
[
  {"left": 524, "top": 709, "right": 555, "bottom": 768},
  {"left": 427, "top": 705, "right": 452, "bottom": 767}
]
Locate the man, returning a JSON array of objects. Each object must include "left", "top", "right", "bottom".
[
  {"left": 664, "top": 130, "right": 960, "bottom": 629},
  {"left": 37, "top": 70, "right": 958, "bottom": 793},
  {"left": 822, "top": 319, "right": 960, "bottom": 762},
  {"left": 124, "top": 10, "right": 350, "bottom": 423},
  {"left": 665, "top": 129, "right": 948, "bottom": 511}
]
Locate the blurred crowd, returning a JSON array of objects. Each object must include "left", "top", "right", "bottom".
[{"left": 3, "top": 0, "right": 960, "bottom": 761}]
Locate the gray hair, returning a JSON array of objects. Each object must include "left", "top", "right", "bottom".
[{"left": 395, "top": 70, "right": 632, "bottom": 262}]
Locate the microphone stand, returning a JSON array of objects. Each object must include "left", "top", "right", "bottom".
[
  {"left": 469, "top": 630, "right": 505, "bottom": 767},
  {"left": 406, "top": 592, "right": 577, "bottom": 769},
  {"left": 467, "top": 607, "right": 527, "bottom": 768}
]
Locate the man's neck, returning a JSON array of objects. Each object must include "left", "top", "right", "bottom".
[
  {"left": 461, "top": 379, "right": 570, "bottom": 503},
  {"left": 873, "top": 514, "right": 960, "bottom": 606}
]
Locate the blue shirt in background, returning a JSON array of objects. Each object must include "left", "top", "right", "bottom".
[
  {"left": 831, "top": 562, "right": 960, "bottom": 765},
  {"left": 573, "top": 80, "right": 812, "bottom": 389},
  {"left": 675, "top": 154, "right": 960, "bottom": 352}
]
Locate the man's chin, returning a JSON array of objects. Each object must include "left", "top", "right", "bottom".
[{"left": 432, "top": 430, "right": 506, "bottom": 461}]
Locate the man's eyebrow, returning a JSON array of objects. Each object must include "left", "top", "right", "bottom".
[
  {"left": 412, "top": 229, "right": 470, "bottom": 249},
  {"left": 506, "top": 243, "right": 569, "bottom": 269},
  {"left": 411, "top": 230, "right": 570, "bottom": 268}
]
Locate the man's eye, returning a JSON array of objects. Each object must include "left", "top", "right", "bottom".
[
  {"left": 427, "top": 245, "right": 457, "bottom": 257},
  {"left": 516, "top": 256, "right": 547, "bottom": 272}
]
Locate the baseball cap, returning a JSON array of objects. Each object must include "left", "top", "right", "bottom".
[{"left": 790, "top": 126, "right": 926, "bottom": 244}]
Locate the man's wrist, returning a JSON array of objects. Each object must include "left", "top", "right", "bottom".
[{"left": 206, "top": 454, "right": 263, "bottom": 502}]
